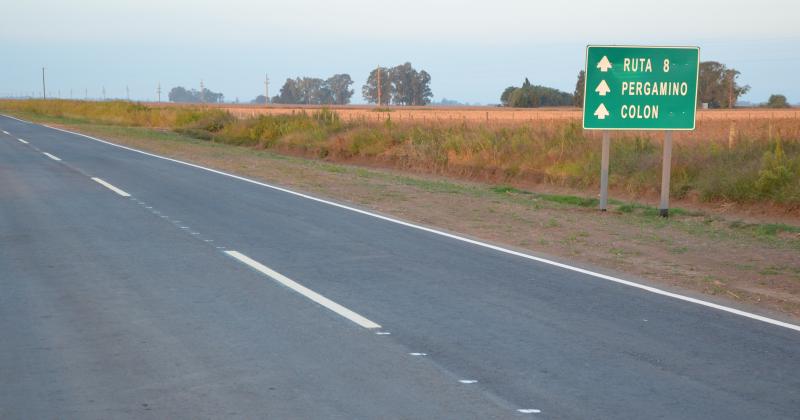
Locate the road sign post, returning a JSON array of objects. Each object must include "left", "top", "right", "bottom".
[
  {"left": 582, "top": 45, "right": 699, "bottom": 216},
  {"left": 599, "top": 131, "right": 610, "bottom": 211},
  {"left": 659, "top": 131, "right": 673, "bottom": 217}
]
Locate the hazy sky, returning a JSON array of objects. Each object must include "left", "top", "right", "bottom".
[{"left": 2, "top": 0, "right": 799, "bottom": 104}]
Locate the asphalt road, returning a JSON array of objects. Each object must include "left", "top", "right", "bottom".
[{"left": 1, "top": 115, "right": 798, "bottom": 419}]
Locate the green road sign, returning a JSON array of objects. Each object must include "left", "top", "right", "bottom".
[{"left": 583, "top": 45, "right": 699, "bottom": 130}]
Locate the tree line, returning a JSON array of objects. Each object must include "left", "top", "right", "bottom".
[
  {"left": 265, "top": 62, "right": 433, "bottom": 106},
  {"left": 510, "top": 61, "right": 791, "bottom": 109},
  {"left": 270, "top": 74, "right": 355, "bottom": 105},
  {"left": 362, "top": 62, "right": 433, "bottom": 106},
  {"left": 168, "top": 86, "right": 224, "bottom": 103}
]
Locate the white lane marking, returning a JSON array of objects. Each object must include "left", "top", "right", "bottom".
[
  {"left": 409, "top": 352, "right": 427, "bottom": 356},
  {"left": 17, "top": 138, "right": 28, "bottom": 144},
  {"left": 2, "top": 130, "right": 9, "bottom": 135},
  {"left": 518, "top": 409, "right": 542, "bottom": 414},
  {"left": 375, "top": 331, "right": 391, "bottom": 335},
  {"left": 1, "top": 114, "right": 29, "bottom": 123},
  {"left": 91, "top": 177, "right": 131, "bottom": 197},
  {"left": 28, "top": 119, "right": 800, "bottom": 333},
  {"left": 459, "top": 380, "right": 478, "bottom": 384},
  {"left": 225, "top": 250, "right": 381, "bottom": 329},
  {"left": 43, "top": 152, "right": 61, "bottom": 161}
]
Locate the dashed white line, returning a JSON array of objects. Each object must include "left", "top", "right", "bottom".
[
  {"left": 42, "top": 152, "right": 61, "bottom": 161},
  {"left": 2, "top": 130, "right": 9, "bottom": 135},
  {"left": 375, "top": 331, "right": 391, "bottom": 335},
  {"left": 24, "top": 118, "right": 800, "bottom": 333},
  {"left": 458, "top": 379, "right": 478, "bottom": 384},
  {"left": 409, "top": 352, "right": 427, "bottom": 356},
  {"left": 225, "top": 250, "right": 381, "bottom": 329},
  {"left": 17, "top": 138, "right": 28, "bottom": 144},
  {"left": 518, "top": 409, "right": 542, "bottom": 414},
  {"left": 91, "top": 177, "right": 131, "bottom": 197}
]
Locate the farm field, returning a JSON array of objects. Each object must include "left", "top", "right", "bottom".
[{"left": 152, "top": 102, "right": 800, "bottom": 123}]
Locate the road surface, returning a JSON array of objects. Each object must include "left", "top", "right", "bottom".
[{"left": 1, "top": 115, "right": 798, "bottom": 419}]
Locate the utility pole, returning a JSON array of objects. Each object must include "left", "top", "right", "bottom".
[
  {"left": 85, "top": 88, "right": 88, "bottom": 100},
  {"left": 200, "top": 79, "right": 205, "bottom": 103},
  {"left": 102, "top": 86, "right": 106, "bottom": 101},
  {"left": 41, "top": 67, "right": 47, "bottom": 99},
  {"left": 157, "top": 82, "right": 161, "bottom": 102},
  {"left": 376, "top": 66, "right": 382, "bottom": 107},
  {"left": 126, "top": 85, "right": 130, "bottom": 101},
  {"left": 264, "top": 73, "right": 269, "bottom": 105}
]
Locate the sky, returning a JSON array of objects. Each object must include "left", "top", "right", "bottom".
[{"left": 2, "top": 0, "right": 799, "bottom": 105}]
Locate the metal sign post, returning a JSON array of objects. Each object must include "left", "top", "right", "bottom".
[
  {"left": 582, "top": 45, "right": 699, "bottom": 216},
  {"left": 659, "top": 131, "right": 673, "bottom": 217},
  {"left": 599, "top": 130, "right": 610, "bottom": 211}
]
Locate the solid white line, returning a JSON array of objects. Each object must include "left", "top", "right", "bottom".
[
  {"left": 43, "top": 152, "right": 61, "bottom": 161},
  {"left": 91, "top": 177, "right": 131, "bottom": 197},
  {"left": 225, "top": 250, "right": 381, "bottom": 329},
  {"left": 17, "top": 117, "right": 800, "bottom": 334},
  {"left": 18, "top": 138, "right": 28, "bottom": 144},
  {"left": 1, "top": 114, "right": 29, "bottom": 123}
]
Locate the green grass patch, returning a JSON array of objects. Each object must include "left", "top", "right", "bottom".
[
  {"left": 729, "top": 220, "right": 800, "bottom": 236},
  {"left": 490, "top": 186, "right": 601, "bottom": 208}
]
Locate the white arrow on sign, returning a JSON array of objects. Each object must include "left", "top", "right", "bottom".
[
  {"left": 595, "top": 80, "right": 611, "bottom": 96},
  {"left": 597, "top": 56, "right": 612, "bottom": 72},
  {"left": 594, "top": 103, "right": 610, "bottom": 120}
]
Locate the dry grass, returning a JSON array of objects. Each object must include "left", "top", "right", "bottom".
[{"left": 207, "top": 103, "right": 800, "bottom": 124}]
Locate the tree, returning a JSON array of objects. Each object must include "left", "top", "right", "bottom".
[
  {"left": 296, "top": 77, "right": 324, "bottom": 104},
  {"left": 362, "top": 63, "right": 432, "bottom": 105},
  {"left": 200, "top": 88, "right": 224, "bottom": 103},
  {"left": 273, "top": 78, "right": 301, "bottom": 104},
  {"left": 766, "top": 94, "right": 790, "bottom": 108},
  {"left": 362, "top": 67, "right": 392, "bottom": 105},
  {"left": 251, "top": 95, "right": 268, "bottom": 104},
  {"left": 501, "top": 79, "right": 574, "bottom": 108},
  {"left": 168, "top": 86, "right": 195, "bottom": 103},
  {"left": 573, "top": 70, "right": 585, "bottom": 108},
  {"left": 500, "top": 86, "right": 516, "bottom": 107},
  {"left": 697, "top": 61, "right": 750, "bottom": 108},
  {"left": 325, "top": 74, "right": 354, "bottom": 105},
  {"left": 410, "top": 70, "right": 433, "bottom": 105},
  {"left": 168, "top": 86, "right": 224, "bottom": 103}
]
